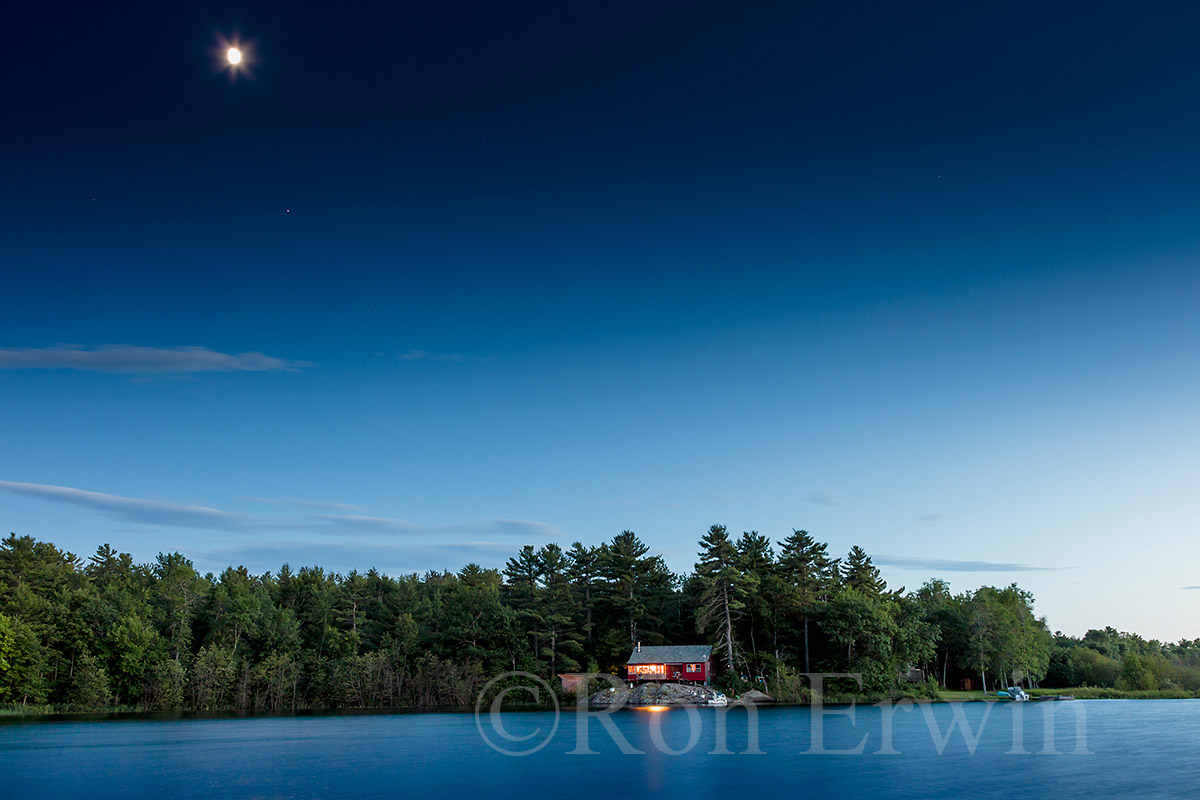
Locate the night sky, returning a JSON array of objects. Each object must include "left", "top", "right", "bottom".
[{"left": 4, "top": 1, "right": 1200, "bottom": 639}]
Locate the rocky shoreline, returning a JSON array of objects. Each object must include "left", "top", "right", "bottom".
[{"left": 589, "top": 683, "right": 776, "bottom": 707}]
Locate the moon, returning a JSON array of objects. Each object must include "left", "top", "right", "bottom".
[{"left": 227, "top": 47, "right": 242, "bottom": 65}]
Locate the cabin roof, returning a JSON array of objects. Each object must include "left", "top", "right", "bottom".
[{"left": 626, "top": 645, "right": 712, "bottom": 665}]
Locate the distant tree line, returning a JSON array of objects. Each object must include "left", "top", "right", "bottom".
[
  {"left": 0, "top": 528, "right": 1194, "bottom": 710},
  {"left": 1041, "top": 627, "right": 1200, "bottom": 692}
]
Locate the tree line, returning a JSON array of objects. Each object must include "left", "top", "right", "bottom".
[{"left": 1, "top": 528, "right": 1195, "bottom": 710}]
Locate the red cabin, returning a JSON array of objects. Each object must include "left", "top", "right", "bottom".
[{"left": 625, "top": 644, "right": 713, "bottom": 685}]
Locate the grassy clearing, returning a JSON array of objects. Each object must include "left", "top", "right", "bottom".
[
  {"left": 1028, "top": 687, "right": 1197, "bottom": 700},
  {"left": 0, "top": 705, "right": 56, "bottom": 717},
  {"left": 933, "top": 690, "right": 991, "bottom": 702},
  {"left": 0, "top": 703, "right": 149, "bottom": 718}
]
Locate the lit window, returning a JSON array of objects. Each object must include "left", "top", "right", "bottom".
[{"left": 631, "top": 664, "right": 665, "bottom": 675}]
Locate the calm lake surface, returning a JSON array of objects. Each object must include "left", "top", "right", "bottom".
[{"left": 3, "top": 700, "right": 1199, "bottom": 798}]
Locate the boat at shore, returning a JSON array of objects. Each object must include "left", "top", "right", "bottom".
[{"left": 996, "top": 687, "right": 1076, "bottom": 702}]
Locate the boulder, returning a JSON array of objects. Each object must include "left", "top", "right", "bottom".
[{"left": 737, "top": 689, "right": 776, "bottom": 704}]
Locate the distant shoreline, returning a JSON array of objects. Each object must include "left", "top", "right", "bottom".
[{"left": 3, "top": 688, "right": 1196, "bottom": 722}]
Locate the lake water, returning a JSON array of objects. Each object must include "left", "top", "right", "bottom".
[{"left": 3, "top": 700, "right": 1199, "bottom": 798}]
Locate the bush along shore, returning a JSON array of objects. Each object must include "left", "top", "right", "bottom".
[{"left": 3, "top": 529, "right": 1199, "bottom": 715}]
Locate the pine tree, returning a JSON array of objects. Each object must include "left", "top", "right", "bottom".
[
  {"left": 695, "top": 525, "right": 745, "bottom": 674},
  {"left": 599, "top": 531, "right": 651, "bottom": 653},
  {"left": 842, "top": 545, "right": 885, "bottom": 596},
  {"left": 565, "top": 542, "right": 601, "bottom": 650},
  {"left": 537, "top": 544, "right": 584, "bottom": 674},
  {"left": 778, "top": 529, "right": 839, "bottom": 672},
  {"left": 502, "top": 545, "right": 541, "bottom": 608},
  {"left": 734, "top": 531, "right": 773, "bottom": 669},
  {"left": 502, "top": 545, "right": 543, "bottom": 666}
]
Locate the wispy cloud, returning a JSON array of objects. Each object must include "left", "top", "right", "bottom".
[
  {"left": 807, "top": 490, "right": 840, "bottom": 507},
  {"left": 0, "top": 345, "right": 307, "bottom": 374},
  {"left": 602, "top": 499, "right": 682, "bottom": 510},
  {"left": 1182, "top": 586, "right": 1200, "bottom": 590},
  {"left": 475, "top": 519, "right": 560, "bottom": 538},
  {"left": 874, "top": 554, "right": 1064, "bottom": 573},
  {"left": 0, "top": 479, "right": 253, "bottom": 530},
  {"left": 398, "top": 349, "right": 464, "bottom": 362},
  {"left": 311, "top": 515, "right": 419, "bottom": 533},
  {"left": 311, "top": 515, "right": 559, "bottom": 540},
  {"left": 917, "top": 513, "right": 941, "bottom": 522},
  {"left": 0, "top": 479, "right": 558, "bottom": 541},
  {"left": 241, "top": 496, "right": 364, "bottom": 513}
]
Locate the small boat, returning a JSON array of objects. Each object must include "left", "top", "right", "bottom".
[
  {"left": 706, "top": 691, "right": 729, "bottom": 706},
  {"left": 995, "top": 686, "right": 1031, "bottom": 702}
]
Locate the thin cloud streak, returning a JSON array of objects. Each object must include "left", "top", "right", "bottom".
[
  {"left": 1, "top": 479, "right": 558, "bottom": 541},
  {"left": 312, "top": 515, "right": 560, "bottom": 540},
  {"left": 0, "top": 345, "right": 307, "bottom": 373},
  {"left": 0, "top": 479, "right": 252, "bottom": 530},
  {"left": 807, "top": 490, "right": 840, "bottom": 507},
  {"left": 313, "top": 515, "right": 418, "bottom": 533},
  {"left": 602, "top": 499, "right": 682, "bottom": 509},
  {"left": 874, "top": 554, "right": 1064, "bottom": 573},
  {"left": 241, "top": 496, "right": 365, "bottom": 512},
  {"left": 398, "top": 349, "right": 464, "bottom": 362},
  {"left": 1182, "top": 586, "right": 1200, "bottom": 590}
]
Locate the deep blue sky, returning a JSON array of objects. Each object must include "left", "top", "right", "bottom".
[{"left": 4, "top": 1, "right": 1200, "bottom": 639}]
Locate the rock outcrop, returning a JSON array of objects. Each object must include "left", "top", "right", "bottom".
[{"left": 590, "top": 682, "right": 729, "bottom": 707}]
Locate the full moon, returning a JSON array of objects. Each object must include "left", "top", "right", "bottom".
[{"left": 226, "top": 47, "right": 242, "bottom": 65}]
